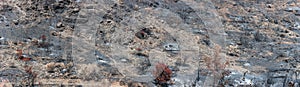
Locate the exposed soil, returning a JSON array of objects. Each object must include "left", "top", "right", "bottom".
[{"left": 0, "top": 0, "right": 300, "bottom": 87}]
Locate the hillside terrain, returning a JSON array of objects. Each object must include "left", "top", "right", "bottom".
[{"left": 0, "top": 0, "right": 300, "bottom": 87}]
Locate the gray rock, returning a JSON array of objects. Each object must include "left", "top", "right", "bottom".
[
  {"left": 255, "top": 31, "right": 270, "bottom": 42},
  {"left": 240, "top": 36, "right": 253, "bottom": 48},
  {"left": 61, "top": 69, "right": 67, "bottom": 74},
  {"left": 243, "top": 63, "right": 251, "bottom": 67},
  {"left": 222, "top": 71, "right": 266, "bottom": 87},
  {"left": 285, "top": 7, "right": 300, "bottom": 12},
  {"left": 163, "top": 43, "right": 180, "bottom": 51},
  {"left": 94, "top": 50, "right": 111, "bottom": 63},
  {"left": 202, "top": 39, "right": 211, "bottom": 46},
  {"left": 270, "top": 83, "right": 283, "bottom": 87},
  {"left": 291, "top": 22, "right": 300, "bottom": 30},
  {"left": 192, "top": 28, "right": 206, "bottom": 35},
  {"left": 56, "top": 22, "right": 63, "bottom": 28},
  {"left": 296, "top": 11, "right": 300, "bottom": 16}
]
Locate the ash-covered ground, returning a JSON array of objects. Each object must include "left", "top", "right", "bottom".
[{"left": 0, "top": 0, "right": 300, "bottom": 87}]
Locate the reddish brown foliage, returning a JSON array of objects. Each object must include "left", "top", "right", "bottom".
[
  {"left": 153, "top": 63, "right": 172, "bottom": 85},
  {"left": 18, "top": 57, "right": 31, "bottom": 61},
  {"left": 16, "top": 49, "right": 31, "bottom": 61},
  {"left": 135, "top": 48, "right": 143, "bottom": 51},
  {"left": 40, "top": 35, "right": 46, "bottom": 41}
]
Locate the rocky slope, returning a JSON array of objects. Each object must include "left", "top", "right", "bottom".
[{"left": 0, "top": 0, "right": 300, "bottom": 87}]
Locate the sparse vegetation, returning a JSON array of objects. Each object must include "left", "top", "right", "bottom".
[
  {"left": 24, "top": 66, "right": 37, "bottom": 86},
  {"left": 202, "top": 45, "right": 229, "bottom": 86},
  {"left": 152, "top": 63, "right": 173, "bottom": 87},
  {"left": 1, "top": 0, "right": 300, "bottom": 86}
]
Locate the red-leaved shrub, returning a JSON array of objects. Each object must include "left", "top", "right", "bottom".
[{"left": 152, "top": 63, "right": 172, "bottom": 85}]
